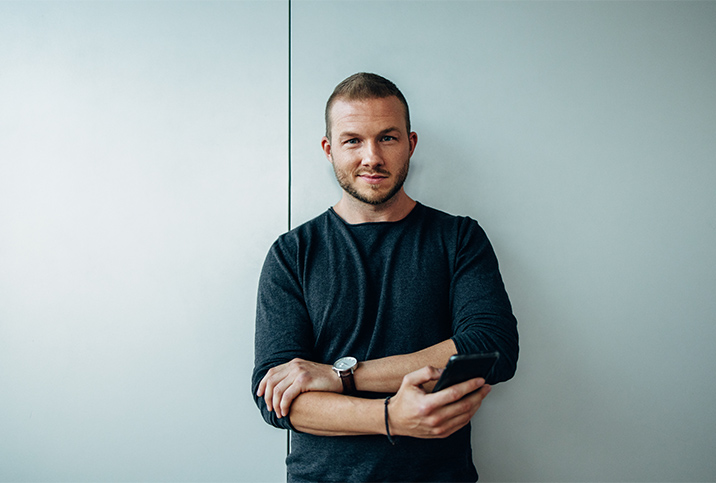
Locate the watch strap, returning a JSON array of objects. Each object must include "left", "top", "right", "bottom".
[{"left": 339, "top": 372, "right": 356, "bottom": 395}]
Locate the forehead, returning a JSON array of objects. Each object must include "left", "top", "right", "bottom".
[{"left": 329, "top": 96, "right": 407, "bottom": 136}]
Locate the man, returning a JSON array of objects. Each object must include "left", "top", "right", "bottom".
[{"left": 252, "top": 73, "right": 518, "bottom": 482}]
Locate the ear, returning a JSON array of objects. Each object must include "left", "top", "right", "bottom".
[
  {"left": 321, "top": 136, "right": 333, "bottom": 163},
  {"left": 408, "top": 131, "right": 418, "bottom": 157}
]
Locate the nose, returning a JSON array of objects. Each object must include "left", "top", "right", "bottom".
[{"left": 361, "top": 140, "right": 384, "bottom": 168}]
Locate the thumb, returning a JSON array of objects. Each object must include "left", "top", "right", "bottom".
[{"left": 402, "top": 365, "right": 443, "bottom": 388}]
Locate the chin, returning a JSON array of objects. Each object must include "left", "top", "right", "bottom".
[{"left": 358, "top": 190, "right": 398, "bottom": 206}]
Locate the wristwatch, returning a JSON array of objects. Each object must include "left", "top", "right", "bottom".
[{"left": 332, "top": 356, "right": 358, "bottom": 395}]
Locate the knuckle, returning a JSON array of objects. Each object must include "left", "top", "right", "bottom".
[
  {"left": 295, "top": 372, "right": 311, "bottom": 384},
  {"left": 416, "top": 402, "right": 432, "bottom": 418},
  {"left": 429, "top": 426, "right": 448, "bottom": 438},
  {"left": 458, "top": 399, "right": 472, "bottom": 413},
  {"left": 447, "top": 386, "right": 462, "bottom": 400},
  {"left": 425, "top": 414, "right": 442, "bottom": 428}
]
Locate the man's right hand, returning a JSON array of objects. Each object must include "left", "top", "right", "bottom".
[
  {"left": 257, "top": 358, "right": 343, "bottom": 419},
  {"left": 387, "top": 366, "right": 491, "bottom": 439}
]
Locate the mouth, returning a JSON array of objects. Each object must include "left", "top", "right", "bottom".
[{"left": 357, "top": 172, "right": 389, "bottom": 184}]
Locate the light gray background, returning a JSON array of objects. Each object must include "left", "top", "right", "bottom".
[
  {"left": 0, "top": 1, "right": 287, "bottom": 481},
  {"left": 1, "top": 1, "right": 715, "bottom": 482}
]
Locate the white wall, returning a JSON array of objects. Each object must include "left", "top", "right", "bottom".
[
  {"left": 1, "top": 1, "right": 286, "bottom": 481},
  {"left": 2, "top": 1, "right": 715, "bottom": 482}
]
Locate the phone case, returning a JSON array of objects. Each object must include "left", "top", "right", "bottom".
[{"left": 432, "top": 352, "right": 500, "bottom": 393}]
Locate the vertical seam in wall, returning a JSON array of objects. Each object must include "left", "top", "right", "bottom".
[
  {"left": 287, "top": 0, "right": 292, "bottom": 233},
  {"left": 286, "top": 0, "right": 293, "bottom": 461}
]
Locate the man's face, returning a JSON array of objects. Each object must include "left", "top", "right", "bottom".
[{"left": 322, "top": 96, "right": 417, "bottom": 206}]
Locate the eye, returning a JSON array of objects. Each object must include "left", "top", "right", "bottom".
[
  {"left": 381, "top": 135, "right": 397, "bottom": 142},
  {"left": 345, "top": 138, "right": 359, "bottom": 145}
]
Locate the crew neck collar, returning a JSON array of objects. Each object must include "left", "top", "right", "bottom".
[{"left": 329, "top": 202, "right": 422, "bottom": 226}]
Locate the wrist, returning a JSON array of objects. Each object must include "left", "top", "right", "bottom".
[
  {"left": 384, "top": 396, "right": 398, "bottom": 445},
  {"left": 332, "top": 356, "right": 358, "bottom": 394}
]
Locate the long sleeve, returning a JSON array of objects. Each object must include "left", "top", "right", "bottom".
[
  {"left": 449, "top": 218, "right": 519, "bottom": 384},
  {"left": 252, "top": 237, "right": 312, "bottom": 430}
]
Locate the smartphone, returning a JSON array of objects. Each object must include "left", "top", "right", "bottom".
[{"left": 432, "top": 352, "right": 500, "bottom": 393}]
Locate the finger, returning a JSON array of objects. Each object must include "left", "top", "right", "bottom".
[
  {"left": 431, "top": 384, "right": 492, "bottom": 437},
  {"left": 467, "top": 383, "right": 491, "bottom": 413},
  {"left": 272, "top": 379, "right": 289, "bottom": 418},
  {"left": 257, "top": 367, "right": 283, "bottom": 398},
  {"left": 449, "top": 383, "right": 491, "bottom": 420},
  {"left": 279, "top": 382, "right": 302, "bottom": 417},
  {"left": 264, "top": 370, "right": 288, "bottom": 412},
  {"left": 459, "top": 377, "right": 487, "bottom": 397},
  {"left": 264, "top": 378, "right": 277, "bottom": 411},
  {"left": 259, "top": 367, "right": 281, "bottom": 409},
  {"left": 452, "top": 382, "right": 491, "bottom": 411},
  {"left": 440, "top": 409, "right": 475, "bottom": 437},
  {"left": 263, "top": 377, "right": 276, "bottom": 412},
  {"left": 257, "top": 375, "right": 267, "bottom": 397},
  {"left": 273, "top": 368, "right": 302, "bottom": 418},
  {"left": 427, "top": 377, "right": 488, "bottom": 418},
  {"left": 432, "top": 377, "right": 486, "bottom": 403},
  {"left": 261, "top": 364, "right": 292, "bottom": 412}
]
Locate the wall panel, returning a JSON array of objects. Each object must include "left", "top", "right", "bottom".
[
  {"left": 291, "top": 1, "right": 716, "bottom": 480},
  {"left": 0, "top": 2, "right": 287, "bottom": 481}
]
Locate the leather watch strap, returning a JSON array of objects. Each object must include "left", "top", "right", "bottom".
[{"left": 340, "top": 372, "right": 356, "bottom": 395}]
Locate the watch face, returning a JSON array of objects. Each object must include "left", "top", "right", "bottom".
[{"left": 334, "top": 356, "right": 357, "bottom": 371}]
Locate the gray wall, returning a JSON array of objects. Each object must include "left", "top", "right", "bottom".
[{"left": 1, "top": 1, "right": 715, "bottom": 482}]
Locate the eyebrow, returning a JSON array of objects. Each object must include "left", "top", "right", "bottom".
[
  {"left": 338, "top": 127, "right": 402, "bottom": 139},
  {"left": 378, "top": 127, "right": 402, "bottom": 136}
]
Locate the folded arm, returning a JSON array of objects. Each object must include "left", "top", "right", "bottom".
[
  {"left": 252, "top": 215, "right": 518, "bottom": 435},
  {"left": 287, "top": 366, "right": 491, "bottom": 439},
  {"left": 257, "top": 339, "right": 458, "bottom": 418}
]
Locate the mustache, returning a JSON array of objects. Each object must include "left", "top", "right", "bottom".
[{"left": 356, "top": 169, "right": 390, "bottom": 176}]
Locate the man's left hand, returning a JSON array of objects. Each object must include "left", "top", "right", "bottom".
[{"left": 257, "top": 358, "right": 342, "bottom": 418}]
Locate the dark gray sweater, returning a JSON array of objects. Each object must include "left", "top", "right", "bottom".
[{"left": 252, "top": 203, "right": 518, "bottom": 482}]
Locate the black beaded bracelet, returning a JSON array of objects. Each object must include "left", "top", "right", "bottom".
[{"left": 384, "top": 396, "right": 397, "bottom": 445}]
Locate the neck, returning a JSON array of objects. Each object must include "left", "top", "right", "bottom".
[{"left": 333, "top": 190, "right": 416, "bottom": 224}]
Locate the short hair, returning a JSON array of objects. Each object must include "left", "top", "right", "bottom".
[{"left": 324, "top": 72, "right": 411, "bottom": 139}]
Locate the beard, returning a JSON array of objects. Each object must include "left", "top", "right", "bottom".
[{"left": 333, "top": 160, "right": 410, "bottom": 206}]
